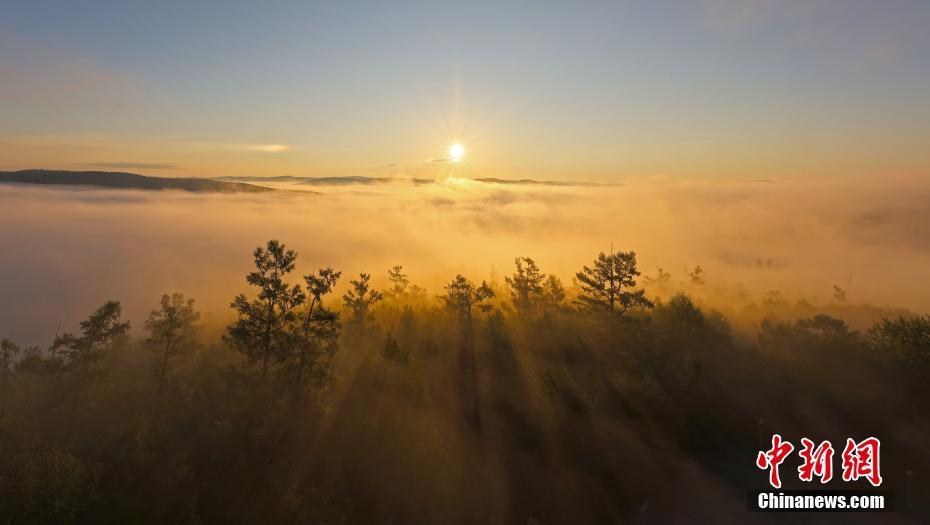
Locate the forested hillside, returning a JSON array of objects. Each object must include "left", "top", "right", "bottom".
[{"left": 1, "top": 241, "right": 927, "bottom": 524}]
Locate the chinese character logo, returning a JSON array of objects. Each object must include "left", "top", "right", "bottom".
[
  {"left": 797, "top": 438, "right": 834, "bottom": 483},
  {"left": 756, "top": 435, "right": 881, "bottom": 488},
  {"left": 756, "top": 434, "right": 795, "bottom": 489},
  {"left": 842, "top": 437, "right": 882, "bottom": 487}
]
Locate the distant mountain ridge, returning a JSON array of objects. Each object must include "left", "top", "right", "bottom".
[
  {"left": 215, "top": 175, "right": 432, "bottom": 186},
  {"left": 0, "top": 170, "right": 274, "bottom": 193}
]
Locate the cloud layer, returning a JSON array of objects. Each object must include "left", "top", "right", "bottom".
[{"left": 1, "top": 176, "right": 929, "bottom": 344}]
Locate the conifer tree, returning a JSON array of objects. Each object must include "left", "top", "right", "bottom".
[
  {"left": 343, "top": 272, "right": 383, "bottom": 324},
  {"left": 442, "top": 275, "right": 495, "bottom": 322},
  {"left": 0, "top": 338, "right": 20, "bottom": 385},
  {"left": 145, "top": 293, "right": 201, "bottom": 393},
  {"left": 385, "top": 265, "right": 426, "bottom": 301},
  {"left": 52, "top": 300, "right": 130, "bottom": 370},
  {"left": 292, "top": 267, "right": 342, "bottom": 390},
  {"left": 504, "top": 257, "right": 546, "bottom": 315},
  {"left": 541, "top": 274, "right": 567, "bottom": 314},
  {"left": 225, "top": 240, "right": 305, "bottom": 380},
  {"left": 575, "top": 250, "right": 653, "bottom": 315}
]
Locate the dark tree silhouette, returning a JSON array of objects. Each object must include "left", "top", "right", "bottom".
[
  {"left": 292, "top": 267, "right": 342, "bottom": 390},
  {"left": 759, "top": 314, "right": 860, "bottom": 358},
  {"left": 385, "top": 265, "right": 425, "bottom": 301},
  {"left": 505, "top": 257, "right": 546, "bottom": 315},
  {"left": 689, "top": 265, "right": 705, "bottom": 285},
  {"left": 51, "top": 300, "right": 130, "bottom": 370},
  {"left": 343, "top": 272, "right": 383, "bottom": 324},
  {"left": 225, "top": 240, "right": 306, "bottom": 380},
  {"left": 144, "top": 293, "right": 201, "bottom": 393},
  {"left": 867, "top": 315, "right": 930, "bottom": 370},
  {"left": 0, "top": 241, "right": 929, "bottom": 524},
  {"left": 541, "top": 274, "right": 566, "bottom": 314},
  {"left": 575, "top": 250, "right": 653, "bottom": 315},
  {"left": 643, "top": 267, "right": 671, "bottom": 285},
  {"left": 0, "top": 338, "right": 20, "bottom": 385},
  {"left": 387, "top": 265, "right": 410, "bottom": 297},
  {"left": 381, "top": 331, "right": 408, "bottom": 364},
  {"left": 442, "top": 275, "right": 495, "bottom": 322}
]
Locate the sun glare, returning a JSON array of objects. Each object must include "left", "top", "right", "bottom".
[{"left": 449, "top": 143, "right": 465, "bottom": 162}]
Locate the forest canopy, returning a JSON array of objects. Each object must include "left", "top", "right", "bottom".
[{"left": 1, "top": 239, "right": 928, "bottom": 523}]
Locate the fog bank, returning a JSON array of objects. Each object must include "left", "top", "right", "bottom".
[{"left": 2, "top": 176, "right": 929, "bottom": 344}]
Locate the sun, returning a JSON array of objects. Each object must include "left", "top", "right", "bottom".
[{"left": 449, "top": 143, "right": 465, "bottom": 162}]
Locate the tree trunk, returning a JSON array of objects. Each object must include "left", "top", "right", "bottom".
[{"left": 159, "top": 333, "right": 171, "bottom": 394}]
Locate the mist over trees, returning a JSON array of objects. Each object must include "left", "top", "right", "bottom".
[
  {"left": 343, "top": 272, "right": 383, "bottom": 325},
  {"left": 145, "top": 293, "right": 200, "bottom": 394},
  {"left": 1, "top": 239, "right": 929, "bottom": 523},
  {"left": 441, "top": 274, "right": 495, "bottom": 323}
]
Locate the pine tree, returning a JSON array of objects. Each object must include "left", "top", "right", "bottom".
[
  {"left": 52, "top": 300, "right": 130, "bottom": 370},
  {"left": 343, "top": 272, "right": 383, "bottom": 324},
  {"left": 504, "top": 257, "right": 546, "bottom": 315},
  {"left": 1, "top": 338, "right": 21, "bottom": 386},
  {"left": 575, "top": 250, "right": 653, "bottom": 315},
  {"left": 689, "top": 265, "right": 705, "bottom": 285},
  {"left": 387, "top": 265, "right": 409, "bottom": 297},
  {"left": 225, "top": 240, "right": 305, "bottom": 380},
  {"left": 292, "top": 267, "right": 342, "bottom": 390},
  {"left": 145, "top": 293, "right": 200, "bottom": 393},
  {"left": 385, "top": 265, "right": 426, "bottom": 301},
  {"left": 541, "top": 274, "right": 567, "bottom": 314},
  {"left": 442, "top": 275, "right": 495, "bottom": 322}
]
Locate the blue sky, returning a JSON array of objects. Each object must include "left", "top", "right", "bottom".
[{"left": 1, "top": 0, "right": 928, "bottom": 180}]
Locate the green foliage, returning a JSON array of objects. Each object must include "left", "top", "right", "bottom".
[
  {"left": 539, "top": 367, "right": 586, "bottom": 413},
  {"left": 0, "top": 445, "right": 100, "bottom": 523},
  {"left": 504, "top": 257, "right": 546, "bottom": 315},
  {"left": 1, "top": 338, "right": 20, "bottom": 384},
  {"left": 651, "top": 293, "right": 730, "bottom": 345},
  {"left": 382, "top": 332, "right": 409, "bottom": 365},
  {"left": 225, "top": 239, "right": 306, "bottom": 379},
  {"left": 541, "top": 274, "right": 566, "bottom": 313},
  {"left": 51, "top": 300, "right": 130, "bottom": 371},
  {"left": 689, "top": 265, "right": 705, "bottom": 285},
  {"left": 441, "top": 275, "right": 495, "bottom": 321},
  {"left": 385, "top": 265, "right": 426, "bottom": 301},
  {"left": 145, "top": 293, "right": 201, "bottom": 392},
  {"left": 647, "top": 293, "right": 731, "bottom": 387},
  {"left": 503, "top": 257, "right": 566, "bottom": 318},
  {"left": 2, "top": 240, "right": 930, "bottom": 523},
  {"left": 866, "top": 315, "right": 930, "bottom": 370},
  {"left": 759, "top": 314, "right": 861, "bottom": 358},
  {"left": 574, "top": 250, "right": 653, "bottom": 315},
  {"left": 291, "top": 267, "right": 342, "bottom": 390},
  {"left": 343, "top": 272, "right": 384, "bottom": 324}
]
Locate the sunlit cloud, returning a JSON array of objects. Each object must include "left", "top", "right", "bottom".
[
  {"left": 241, "top": 144, "right": 291, "bottom": 153},
  {"left": 188, "top": 142, "right": 293, "bottom": 154}
]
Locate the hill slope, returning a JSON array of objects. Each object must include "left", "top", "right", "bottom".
[{"left": 0, "top": 170, "right": 274, "bottom": 193}]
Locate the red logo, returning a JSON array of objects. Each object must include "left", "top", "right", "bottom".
[
  {"left": 841, "top": 437, "right": 882, "bottom": 487},
  {"left": 797, "top": 438, "right": 834, "bottom": 483},
  {"left": 756, "top": 435, "right": 881, "bottom": 488},
  {"left": 756, "top": 434, "right": 795, "bottom": 489}
]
